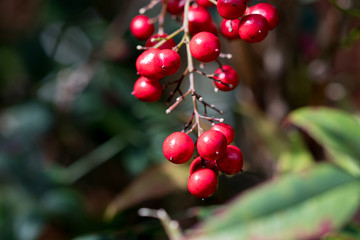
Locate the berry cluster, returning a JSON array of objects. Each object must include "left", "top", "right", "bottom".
[
  {"left": 129, "top": 0, "right": 279, "bottom": 198},
  {"left": 163, "top": 123, "right": 243, "bottom": 198}
]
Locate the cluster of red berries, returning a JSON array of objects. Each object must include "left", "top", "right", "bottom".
[
  {"left": 129, "top": 0, "right": 279, "bottom": 198},
  {"left": 163, "top": 123, "right": 244, "bottom": 198}
]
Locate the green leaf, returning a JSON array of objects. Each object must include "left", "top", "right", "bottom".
[
  {"left": 186, "top": 164, "right": 360, "bottom": 240},
  {"left": 287, "top": 107, "right": 360, "bottom": 176}
]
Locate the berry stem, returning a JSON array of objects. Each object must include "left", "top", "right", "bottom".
[
  {"left": 158, "top": 0, "right": 168, "bottom": 34},
  {"left": 153, "top": 27, "right": 184, "bottom": 49},
  {"left": 139, "top": 0, "right": 161, "bottom": 14},
  {"left": 184, "top": 0, "right": 203, "bottom": 137}
]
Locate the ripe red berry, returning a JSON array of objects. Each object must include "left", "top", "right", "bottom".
[
  {"left": 165, "top": 0, "right": 186, "bottom": 15},
  {"left": 136, "top": 49, "right": 165, "bottom": 80},
  {"left": 190, "top": 32, "right": 221, "bottom": 62},
  {"left": 163, "top": 132, "right": 195, "bottom": 164},
  {"left": 188, "top": 168, "right": 218, "bottom": 198},
  {"left": 189, "top": 156, "right": 218, "bottom": 176},
  {"left": 247, "top": 3, "right": 279, "bottom": 30},
  {"left": 196, "top": 0, "right": 214, "bottom": 8},
  {"left": 197, "top": 130, "right": 227, "bottom": 161},
  {"left": 186, "top": 6, "right": 213, "bottom": 35},
  {"left": 130, "top": 15, "right": 154, "bottom": 40},
  {"left": 238, "top": 14, "right": 269, "bottom": 43},
  {"left": 210, "top": 123, "right": 235, "bottom": 144},
  {"left": 216, "top": 145, "right": 244, "bottom": 175},
  {"left": 132, "top": 76, "right": 162, "bottom": 102},
  {"left": 145, "top": 33, "right": 177, "bottom": 50},
  {"left": 154, "top": 49, "right": 181, "bottom": 76},
  {"left": 213, "top": 65, "right": 239, "bottom": 91},
  {"left": 217, "top": 0, "right": 247, "bottom": 20},
  {"left": 220, "top": 19, "right": 241, "bottom": 40}
]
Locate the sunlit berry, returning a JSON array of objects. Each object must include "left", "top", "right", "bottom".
[
  {"left": 216, "top": 145, "right": 244, "bottom": 175},
  {"left": 163, "top": 132, "right": 195, "bottom": 164},
  {"left": 213, "top": 65, "right": 239, "bottom": 91},
  {"left": 130, "top": 15, "right": 154, "bottom": 40},
  {"left": 132, "top": 76, "right": 162, "bottom": 102},
  {"left": 188, "top": 168, "right": 218, "bottom": 198},
  {"left": 197, "top": 130, "right": 227, "bottom": 161},
  {"left": 190, "top": 32, "right": 221, "bottom": 62}
]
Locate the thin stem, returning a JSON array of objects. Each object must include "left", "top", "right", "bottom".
[
  {"left": 158, "top": 0, "right": 168, "bottom": 34},
  {"left": 138, "top": 208, "right": 183, "bottom": 240},
  {"left": 139, "top": 0, "right": 161, "bottom": 14},
  {"left": 184, "top": 0, "right": 203, "bottom": 136},
  {"left": 166, "top": 90, "right": 191, "bottom": 114},
  {"left": 153, "top": 27, "right": 185, "bottom": 49}
]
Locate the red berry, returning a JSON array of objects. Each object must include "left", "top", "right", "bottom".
[
  {"left": 238, "top": 14, "right": 269, "bottom": 43},
  {"left": 188, "top": 168, "right": 218, "bottom": 198},
  {"left": 145, "top": 33, "right": 177, "bottom": 50},
  {"left": 208, "top": 21, "right": 219, "bottom": 36},
  {"left": 210, "top": 123, "right": 235, "bottom": 144},
  {"left": 132, "top": 76, "right": 162, "bottom": 102},
  {"left": 165, "top": 0, "right": 186, "bottom": 15},
  {"left": 217, "top": 0, "right": 247, "bottom": 20},
  {"left": 189, "top": 156, "right": 218, "bottom": 176},
  {"left": 154, "top": 49, "right": 181, "bottom": 76},
  {"left": 130, "top": 15, "right": 154, "bottom": 40},
  {"left": 220, "top": 19, "right": 241, "bottom": 40},
  {"left": 196, "top": 0, "right": 214, "bottom": 8},
  {"left": 213, "top": 65, "right": 239, "bottom": 91},
  {"left": 186, "top": 6, "right": 213, "bottom": 35},
  {"left": 136, "top": 49, "right": 165, "bottom": 80},
  {"left": 197, "top": 130, "right": 227, "bottom": 161},
  {"left": 216, "top": 145, "right": 244, "bottom": 175},
  {"left": 190, "top": 32, "right": 221, "bottom": 62},
  {"left": 247, "top": 3, "right": 279, "bottom": 30},
  {"left": 163, "top": 132, "right": 195, "bottom": 164}
]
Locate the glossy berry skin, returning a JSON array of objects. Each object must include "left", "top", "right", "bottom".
[
  {"left": 190, "top": 32, "right": 221, "bottom": 62},
  {"left": 216, "top": 145, "right": 244, "bottom": 175},
  {"left": 238, "top": 14, "right": 269, "bottom": 43},
  {"left": 130, "top": 15, "right": 154, "bottom": 40},
  {"left": 220, "top": 19, "right": 241, "bottom": 40},
  {"left": 188, "top": 168, "right": 218, "bottom": 198},
  {"left": 145, "top": 33, "right": 177, "bottom": 50},
  {"left": 189, "top": 157, "right": 218, "bottom": 176},
  {"left": 187, "top": 6, "right": 213, "bottom": 35},
  {"left": 165, "top": 0, "right": 186, "bottom": 15},
  {"left": 196, "top": 0, "right": 214, "bottom": 8},
  {"left": 213, "top": 65, "right": 239, "bottom": 91},
  {"left": 210, "top": 123, "right": 235, "bottom": 145},
  {"left": 197, "top": 130, "right": 227, "bottom": 161},
  {"left": 132, "top": 76, "right": 162, "bottom": 102},
  {"left": 163, "top": 132, "right": 195, "bottom": 164},
  {"left": 247, "top": 3, "right": 279, "bottom": 30},
  {"left": 136, "top": 49, "right": 165, "bottom": 80},
  {"left": 154, "top": 49, "right": 181, "bottom": 76},
  {"left": 217, "top": 0, "right": 248, "bottom": 20}
]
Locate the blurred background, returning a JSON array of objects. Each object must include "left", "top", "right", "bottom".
[{"left": 0, "top": 0, "right": 360, "bottom": 239}]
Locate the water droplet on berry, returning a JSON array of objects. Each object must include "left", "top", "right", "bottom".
[
  {"left": 215, "top": 49, "right": 220, "bottom": 52},
  {"left": 201, "top": 198, "right": 205, "bottom": 201}
]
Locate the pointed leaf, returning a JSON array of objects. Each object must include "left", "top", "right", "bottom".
[
  {"left": 287, "top": 107, "right": 360, "bottom": 175},
  {"left": 187, "top": 164, "right": 360, "bottom": 240}
]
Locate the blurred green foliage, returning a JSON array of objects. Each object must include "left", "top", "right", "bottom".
[{"left": 0, "top": 0, "right": 360, "bottom": 239}]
